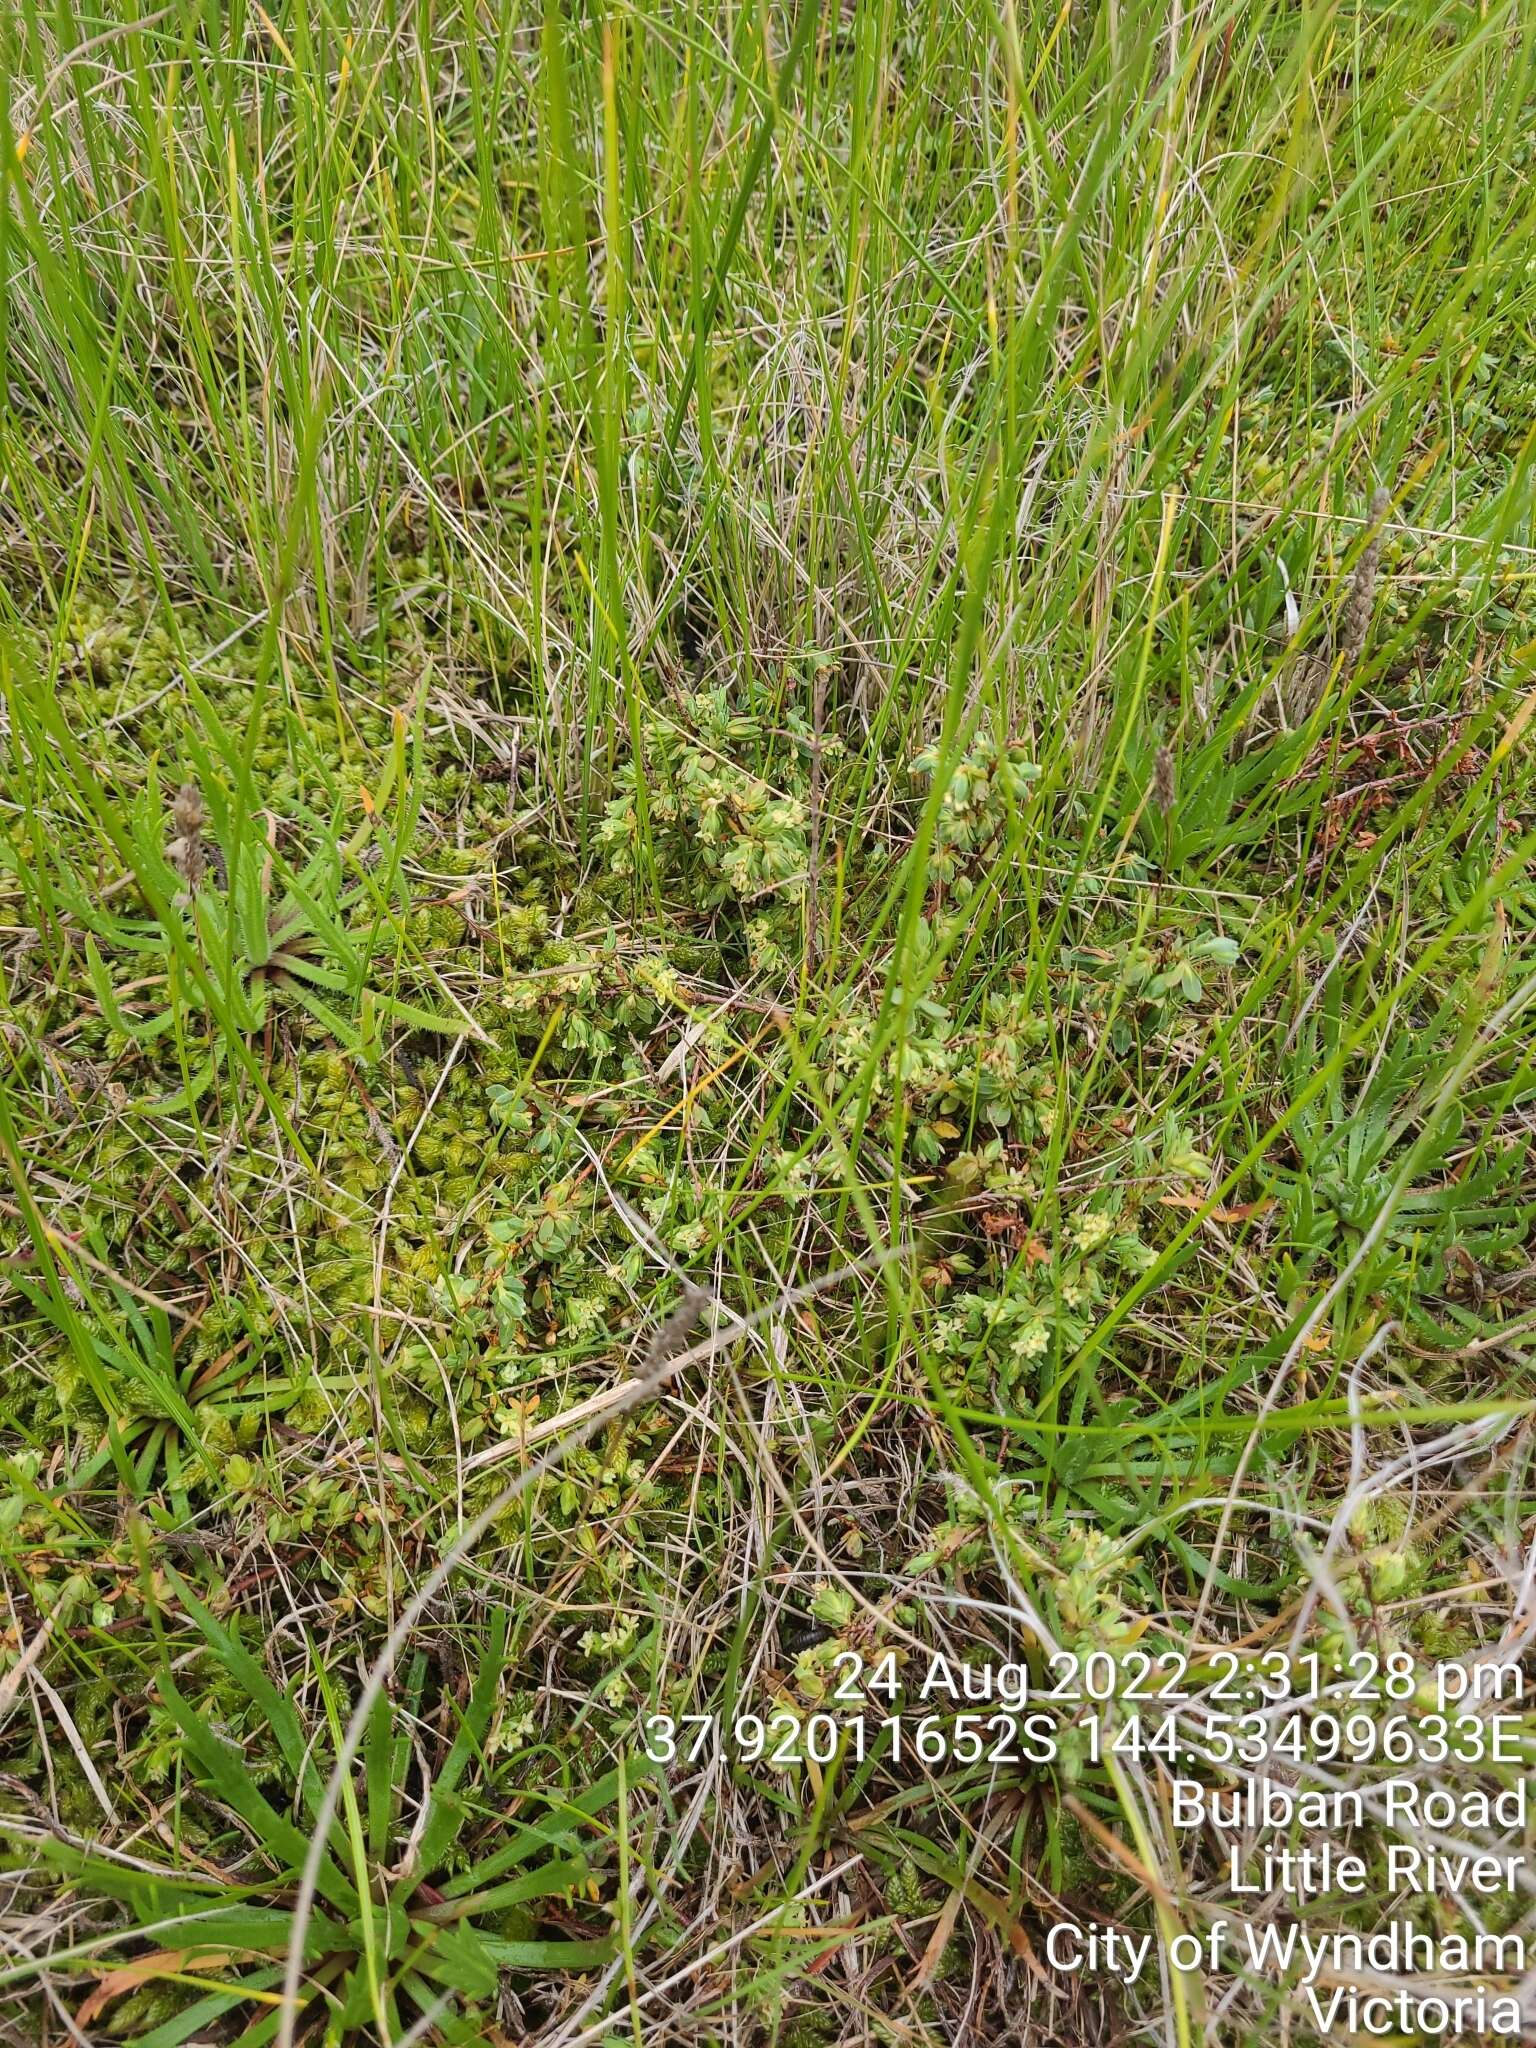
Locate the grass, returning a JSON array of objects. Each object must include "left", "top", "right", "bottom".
[{"left": 1, "top": 0, "right": 1535, "bottom": 2040}]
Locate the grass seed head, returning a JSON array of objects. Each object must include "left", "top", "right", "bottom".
[
  {"left": 1152, "top": 743, "right": 1176, "bottom": 817},
  {"left": 643, "top": 1283, "right": 711, "bottom": 1371},
  {"left": 168, "top": 779, "right": 207, "bottom": 889},
  {"left": 1339, "top": 486, "right": 1391, "bottom": 674}
]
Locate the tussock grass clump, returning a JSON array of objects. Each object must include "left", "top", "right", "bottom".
[{"left": 0, "top": 1, "right": 1535, "bottom": 2042}]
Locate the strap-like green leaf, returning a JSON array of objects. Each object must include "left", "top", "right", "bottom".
[{"left": 156, "top": 1674, "right": 358, "bottom": 1913}]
